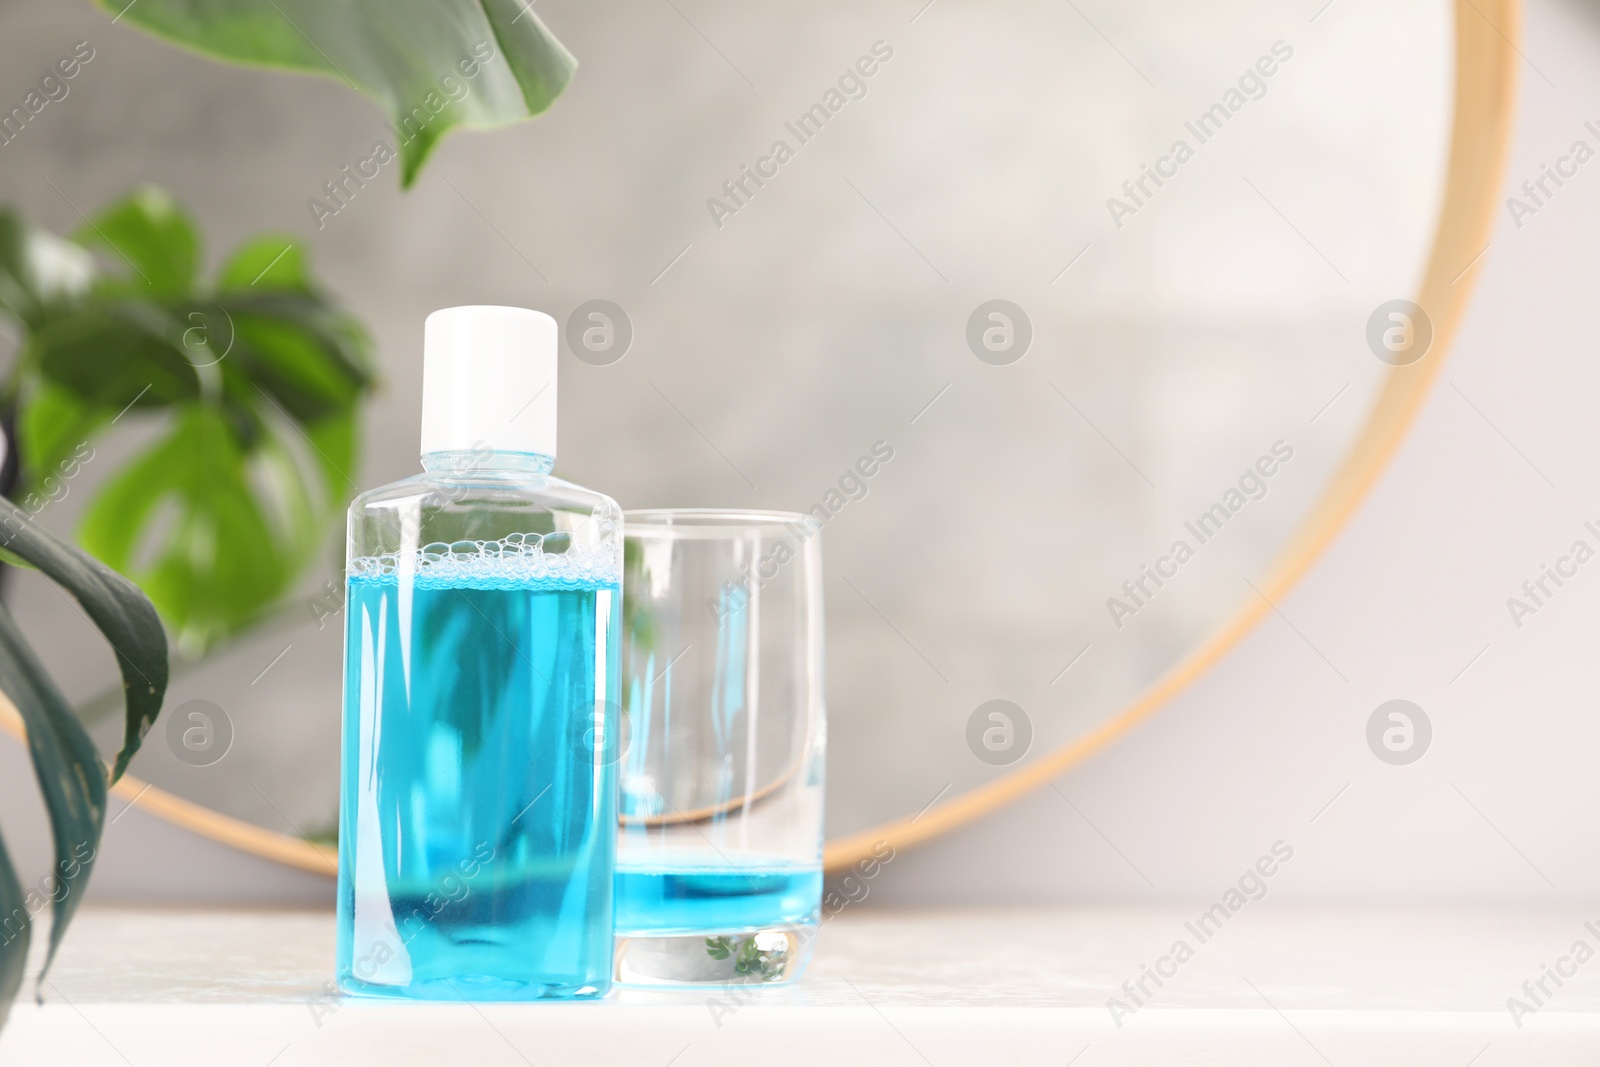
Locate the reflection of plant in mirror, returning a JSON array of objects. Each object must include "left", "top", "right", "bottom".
[
  {"left": 95, "top": 0, "right": 577, "bottom": 188},
  {"left": 0, "top": 497, "right": 169, "bottom": 1030},
  {"left": 0, "top": 186, "right": 374, "bottom": 652},
  {"left": 704, "top": 934, "right": 789, "bottom": 981}
]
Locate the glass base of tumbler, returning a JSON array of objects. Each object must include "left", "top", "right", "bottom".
[
  {"left": 614, "top": 923, "right": 817, "bottom": 987},
  {"left": 338, "top": 973, "right": 608, "bottom": 1001}
]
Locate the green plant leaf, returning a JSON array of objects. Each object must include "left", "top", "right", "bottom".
[
  {"left": 0, "top": 600, "right": 106, "bottom": 982},
  {"left": 0, "top": 824, "right": 29, "bottom": 1030},
  {"left": 222, "top": 300, "right": 370, "bottom": 424},
  {"left": 249, "top": 429, "right": 321, "bottom": 563},
  {"left": 0, "top": 495, "right": 169, "bottom": 782},
  {"left": 0, "top": 209, "right": 95, "bottom": 332},
  {"left": 98, "top": 0, "right": 578, "bottom": 187},
  {"left": 249, "top": 293, "right": 374, "bottom": 383},
  {"left": 16, "top": 383, "right": 104, "bottom": 503},
  {"left": 78, "top": 407, "right": 291, "bottom": 652},
  {"left": 72, "top": 187, "right": 199, "bottom": 297},
  {"left": 216, "top": 234, "right": 311, "bottom": 294},
  {"left": 302, "top": 409, "right": 358, "bottom": 513},
  {"left": 0, "top": 499, "right": 170, "bottom": 1012},
  {"left": 28, "top": 304, "right": 202, "bottom": 410},
  {"left": 7, "top": 185, "right": 372, "bottom": 651}
]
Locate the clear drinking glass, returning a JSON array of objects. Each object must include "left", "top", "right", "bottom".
[{"left": 613, "top": 509, "right": 825, "bottom": 986}]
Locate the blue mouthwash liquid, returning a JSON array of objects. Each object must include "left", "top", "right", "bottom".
[
  {"left": 614, "top": 863, "right": 822, "bottom": 935},
  {"left": 337, "top": 553, "right": 619, "bottom": 1000}
]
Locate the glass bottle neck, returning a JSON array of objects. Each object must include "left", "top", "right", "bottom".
[{"left": 421, "top": 450, "right": 555, "bottom": 476}]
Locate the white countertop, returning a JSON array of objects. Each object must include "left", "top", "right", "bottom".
[{"left": 3, "top": 906, "right": 1598, "bottom": 1064}]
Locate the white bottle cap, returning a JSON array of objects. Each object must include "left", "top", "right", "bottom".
[{"left": 421, "top": 305, "right": 558, "bottom": 458}]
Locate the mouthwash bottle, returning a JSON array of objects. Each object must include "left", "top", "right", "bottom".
[{"left": 336, "top": 305, "right": 621, "bottom": 1000}]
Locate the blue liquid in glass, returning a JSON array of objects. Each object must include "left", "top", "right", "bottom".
[
  {"left": 614, "top": 864, "right": 822, "bottom": 935},
  {"left": 337, "top": 570, "right": 618, "bottom": 1000}
]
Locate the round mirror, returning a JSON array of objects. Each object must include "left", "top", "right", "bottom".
[{"left": 2, "top": 0, "right": 1511, "bottom": 872}]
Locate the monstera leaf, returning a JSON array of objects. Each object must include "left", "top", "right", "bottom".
[
  {"left": 1, "top": 187, "right": 374, "bottom": 652},
  {"left": 0, "top": 496, "right": 169, "bottom": 1027},
  {"left": 0, "top": 211, "right": 94, "bottom": 332},
  {"left": 94, "top": 0, "right": 578, "bottom": 187}
]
